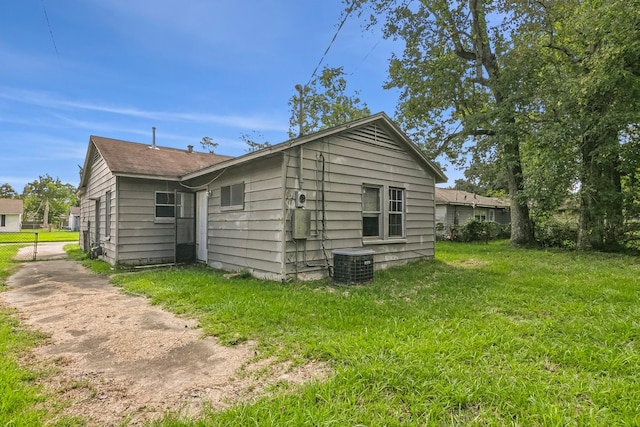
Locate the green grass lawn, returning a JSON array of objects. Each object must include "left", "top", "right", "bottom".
[
  {"left": 0, "top": 230, "right": 79, "bottom": 243},
  {"left": 106, "top": 242, "right": 640, "bottom": 426},
  {"left": 1, "top": 242, "right": 639, "bottom": 425},
  {"left": 0, "top": 246, "right": 59, "bottom": 425}
]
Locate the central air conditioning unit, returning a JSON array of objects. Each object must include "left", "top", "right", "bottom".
[
  {"left": 332, "top": 249, "right": 375, "bottom": 284},
  {"left": 295, "top": 190, "right": 307, "bottom": 208}
]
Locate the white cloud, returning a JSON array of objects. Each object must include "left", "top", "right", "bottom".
[{"left": 0, "top": 88, "right": 288, "bottom": 132}]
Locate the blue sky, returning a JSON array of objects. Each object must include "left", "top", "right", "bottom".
[{"left": 1, "top": 0, "right": 460, "bottom": 192}]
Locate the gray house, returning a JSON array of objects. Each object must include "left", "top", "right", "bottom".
[
  {"left": 78, "top": 113, "right": 447, "bottom": 280},
  {"left": 435, "top": 188, "right": 510, "bottom": 233}
]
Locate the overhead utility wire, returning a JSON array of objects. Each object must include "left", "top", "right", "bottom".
[
  {"left": 40, "top": 0, "right": 59, "bottom": 58},
  {"left": 306, "top": 2, "right": 354, "bottom": 86}
]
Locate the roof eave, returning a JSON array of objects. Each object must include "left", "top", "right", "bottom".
[{"left": 113, "top": 172, "right": 182, "bottom": 182}]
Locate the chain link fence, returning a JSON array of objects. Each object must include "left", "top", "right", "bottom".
[{"left": 0, "top": 232, "right": 40, "bottom": 261}]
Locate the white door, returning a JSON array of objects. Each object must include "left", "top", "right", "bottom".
[{"left": 196, "top": 190, "right": 208, "bottom": 262}]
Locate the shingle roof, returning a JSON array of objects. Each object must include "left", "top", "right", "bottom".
[
  {"left": 90, "top": 136, "right": 233, "bottom": 178},
  {"left": 435, "top": 188, "right": 510, "bottom": 208},
  {"left": 0, "top": 198, "right": 23, "bottom": 214}
]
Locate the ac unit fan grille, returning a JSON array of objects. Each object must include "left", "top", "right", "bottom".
[{"left": 333, "top": 250, "right": 374, "bottom": 284}]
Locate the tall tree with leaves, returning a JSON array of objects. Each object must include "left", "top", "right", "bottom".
[
  {"left": 0, "top": 183, "right": 19, "bottom": 199},
  {"left": 22, "top": 175, "right": 77, "bottom": 227},
  {"left": 525, "top": 0, "right": 640, "bottom": 249},
  {"left": 351, "top": 0, "right": 537, "bottom": 244},
  {"left": 288, "top": 66, "right": 371, "bottom": 138}
]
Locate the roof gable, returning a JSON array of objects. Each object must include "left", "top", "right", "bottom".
[
  {"left": 0, "top": 198, "right": 23, "bottom": 214},
  {"left": 185, "top": 112, "right": 447, "bottom": 183},
  {"left": 435, "top": 188, "right": 510, "bottom": 208}
]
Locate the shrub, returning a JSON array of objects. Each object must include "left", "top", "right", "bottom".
[
  {"left": 535, "top": 218, "right": 578, "bottom": 249},
  {"left": 457, "top": 219, "right": 509, "bottom": 242}
]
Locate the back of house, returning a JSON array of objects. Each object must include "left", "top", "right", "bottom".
[{"left": 78, "top": 113, "right": 447, "bottom": 281}]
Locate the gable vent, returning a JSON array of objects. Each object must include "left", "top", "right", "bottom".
[{"left": 92, "top": 149, "right": 101, "bottom": 165}]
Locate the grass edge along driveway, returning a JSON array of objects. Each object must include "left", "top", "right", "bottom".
[
  {"left": 1, "top": 242, "right": 639, "bottom": 425},
  {"left": 111, "top": 241, "right": 640, "bottom": 426}
]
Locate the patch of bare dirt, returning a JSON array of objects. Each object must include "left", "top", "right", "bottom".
[
  {"left": 451, "top": 258, "right": 489, "bottom": 269},
  {"left": 2, "top": 260, "right": 330, "bottom": 426}
]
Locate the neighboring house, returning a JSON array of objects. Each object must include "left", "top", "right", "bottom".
[
  {"left": 435, "top": 188, "right": 510, "bottom": 231},
  {"left": 0, "top": 198, "right": 23, "bottom": 232},
  {"left": 78, "top": 113, "right": 447, "bottom": 280},
  {"left": 69, "top": 206, "right": 81, "bottom": 231}
]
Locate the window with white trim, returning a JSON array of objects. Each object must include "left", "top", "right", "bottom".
[
  {"left": 475, "top": 209, "right": 487, "bottom": 221},
  {"left": 362, "top": 184, "right": 406, "bottom": 241},
  {"left": 388, "top": 187, "right": 405, "bottom": 237},
  {"left": 362, "top": 186, "right": 381, "bottom": 237},
  {"left": 221, "top": 183, "right": 244, "bottom": 209},
  {"left": 0, "top": 214, "right": 5, "bottom": 227},
  {"left": 155, "top": 191, "right": 176, "bottom": 218}
]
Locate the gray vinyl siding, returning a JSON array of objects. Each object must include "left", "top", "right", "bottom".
[
  {"left": 283, "top": 123, "right": 437, "bottom": 278},
  {"left": 79, "top": 147, "right": 116, "bottom": 263},
  {"left": 116, "top": 177, "right": 185, "bottom": 265},
  {"left": 436, "top": 204, "right": 511, "bottom": 228},
  {"left": 206, "top": 155, "right": 285, "bottom": 278}
]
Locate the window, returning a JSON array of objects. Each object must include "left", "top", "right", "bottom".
[
  {"left": 155, "top": 191, "right": 175, "bottom": 218},
  {"left": 221, "top": 183, "right": 244, "bottom": 209},
  {"left": 488, "top": 210, "right": 495, "bottom": 222},
  {"left": 0, "top": 214, "right": 5, "bottom": 227},
  {"left": 105, "top": 191, "right": 111, "bottom": 237},
  {"left": 362, "top": 185, "right": 406, "bottom": 241},
  {"left": 362, "top": 186, "right": 381, "bottom": 237},
  {"left": 474, "top": 209, "right": 487, "bottom": 221},
  {"left": 388, "top": 187, "right": 405, "bottom": 237}
]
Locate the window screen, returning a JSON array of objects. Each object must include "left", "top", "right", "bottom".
[{"left": 221, "top": 183, "right": 244, "bottom": 208}]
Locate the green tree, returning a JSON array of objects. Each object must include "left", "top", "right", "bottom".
[
  {"left": 22, "top": 175, "right": 77, "bottom": 227},
  {"left": 351, "top": 0, "right": 537, "bottom": 245},
  {"left": 525, "top": 0, "right": 640, "bottom": 250},
  {"left": 453, "top": 160, "right": 509, "bottom": 197},
  {"left": 288, "top": 66, "right": 371, "bottom": 138},
  {"left": 241, "top": 131, "right": 271, "bottom": 153},
  {"left": 0, "top": 183, "right": 19, "bottom": 198},
  {"left": 200, "top": 136, "right": 219, "bottom": 154}
]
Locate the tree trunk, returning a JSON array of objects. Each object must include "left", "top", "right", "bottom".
[
  {"left": 504, "top": 139, "right": 534, "bottom": 245},
  {"left": 577, "top": 129, "right": 623, "bottom": 251},
  {"left": 577, "top": 135, "right": 595, "bottom": 250},
  {"left": 43, "top": 198, "right": 50, "bottom": 228}
]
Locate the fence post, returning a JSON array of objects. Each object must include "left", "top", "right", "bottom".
[{"left": 33, "top": 232, "right": 38, "bottom": 261}]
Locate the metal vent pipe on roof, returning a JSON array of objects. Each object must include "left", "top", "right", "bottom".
[{"left": 152, "top": 126, "right": 156, "bottom": 149}]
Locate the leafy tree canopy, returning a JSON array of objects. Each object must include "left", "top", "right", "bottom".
[
  {"left": 288, "top": 66, "right": 371, "bottom": 138},
  {"left": 200, "top": 136, "right": 219, "bottom": 154},
  {"left": 241, "top": 131, "right": 271, "bottom": 153},
  {"left": 0, "top": 183, "right": 19, "bottom": 199},
  {"left": 22, "top": 175, "right": 77, "bottom": 226}
]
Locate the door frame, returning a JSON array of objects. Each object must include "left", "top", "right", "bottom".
[{"left": 196, "top": 190, "right": 208, "bottom": 262}]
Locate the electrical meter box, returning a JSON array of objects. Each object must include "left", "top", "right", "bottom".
[{"left": 292, "top": 209, "right": 311, "bottom": 240}]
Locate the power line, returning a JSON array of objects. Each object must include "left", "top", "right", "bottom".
[
  {"left": 306, "top": 1, "right": 355, "bottom": 86},
  {"left": 40, "top": 0, "right": 59, "bottom": 58}
]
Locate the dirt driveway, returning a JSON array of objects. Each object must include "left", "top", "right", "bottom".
[{"left": 2, "top": 259, "right": 326, "bottom": 425}]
